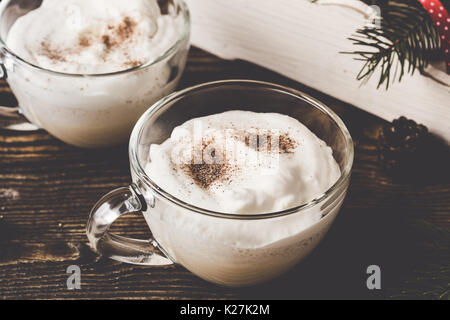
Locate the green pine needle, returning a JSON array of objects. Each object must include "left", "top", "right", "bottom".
[
  {"left": 345, "top": 0, "right": 441, "bottom": 89},
  {"left": 387, "top": 219, "right": 450, "bottom": 300}
]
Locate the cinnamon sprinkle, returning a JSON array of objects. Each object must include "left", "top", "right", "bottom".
[
  {"left": 244, "top": 131, "right": 297, "bottom": 154},
  {"left": 103, "top": 16, "right": 137, "bottom": 50},
  {"left": 180, "top": 131, "right": 297, "bottom": 189},
  {"left": 182, "top": 140, "right": 231, "bottom": 189},
  {"left": 279, "top": 133, "right": 297, "bottom": 154},
  {"left": 39, "top": 41, "right": 67, "bottom": 62},
  {"left": 78, "top": 36, "right": 91, "bottom": 48},
  {"left": 123, "top": 60, "right": 143, "bottom": 68},
  {"left": 37, "top": 16, "right": 139, "bottom": 67},
  {"left": 102, "top": 35, "right": 113, "bottom": 50},
  {"left": 117, "top": 17, "right": 136, "bottom": 41},
  {"left": 185, "top": 163, "right": 229, "bottom": 189}
]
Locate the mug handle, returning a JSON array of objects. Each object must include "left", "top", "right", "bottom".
[
  {"left": 0, "top": 63, "right": 39, "bottom": 131},
  {"left": 86, "top": 184, "right": 174, "bottom": 266}
]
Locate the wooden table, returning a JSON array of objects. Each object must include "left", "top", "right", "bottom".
[{"left": 0, "top": 48, "right": 449, "bottom": 300}]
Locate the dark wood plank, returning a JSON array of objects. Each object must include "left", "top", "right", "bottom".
[{"left": 0, "top": 48, "right": 448, "bottom": 300}]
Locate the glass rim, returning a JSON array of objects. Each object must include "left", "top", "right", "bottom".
[
  {"left": 0, "top": 0, "right": 190, "bottom": 78},
  {"left": 129, "top": 80, "right": 354, "bottom": 220}
]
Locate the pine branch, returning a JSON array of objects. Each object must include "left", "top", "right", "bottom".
[{"left": 346, "top": 0, "right": 441, "bottom": 89}]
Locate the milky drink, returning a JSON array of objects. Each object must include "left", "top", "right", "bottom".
[
  {"left": 143, "top": 111, "right": 343, "bottom": 286},
  {"left": 1, "top": 0, "right": 188, "bottom": 147}
]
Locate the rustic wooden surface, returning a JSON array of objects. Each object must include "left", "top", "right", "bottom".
[{"left": 0, "top": 48, "right": 449, "bottom": 300}]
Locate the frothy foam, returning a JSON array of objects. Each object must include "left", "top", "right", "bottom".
[
  {"left": 142, "top": 111, "right": 344, "bottom": 286},
  {"left": 6, "top": 0, "right": 180, "bottom": 74},
  {"left": 146, "top": 111, "right": 341, "bottom": 214},
  {"left": 2, "top": 0, "right": 187, "bottom": 147}
]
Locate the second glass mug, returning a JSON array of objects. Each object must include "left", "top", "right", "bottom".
[
  {"left": 0, "top": 0, "right": 190, "bottom": 147},
  {"left": 87, "top": 80, "right": 354, "bottom": 287}
]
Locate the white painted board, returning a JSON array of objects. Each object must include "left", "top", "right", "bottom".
[{"left": 185, "top": 0, "right": 450, "bottom": 142}]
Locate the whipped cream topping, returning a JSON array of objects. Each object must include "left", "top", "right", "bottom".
[
  {"left": 6, "top": 0, "right": 181, "bottom": 74},
  {"left": 145, "top": 111, "right": 341, "bottom": 214}
]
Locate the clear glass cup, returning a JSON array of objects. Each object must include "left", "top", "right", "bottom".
[
  {"left": 86, "top": 80, "right": 354, "bottom": 287},
  {"left": 0, "top": 0, "right": 190, "bottom": 147}
]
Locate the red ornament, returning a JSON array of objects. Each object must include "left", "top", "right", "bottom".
[{"left": 417, "top": 0, "right": 450, "bottom": 73}]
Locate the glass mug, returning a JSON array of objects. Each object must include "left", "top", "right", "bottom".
[
  {"left": 87, "top": 80, "right": 354, "bottom": 287},
  {"left": 0, "top": 0, "right": 190, "bottom": 148}
]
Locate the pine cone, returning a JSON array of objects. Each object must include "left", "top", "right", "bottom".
[{"left": 377, "top": 116, "right": 429, "bottom": 171}]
